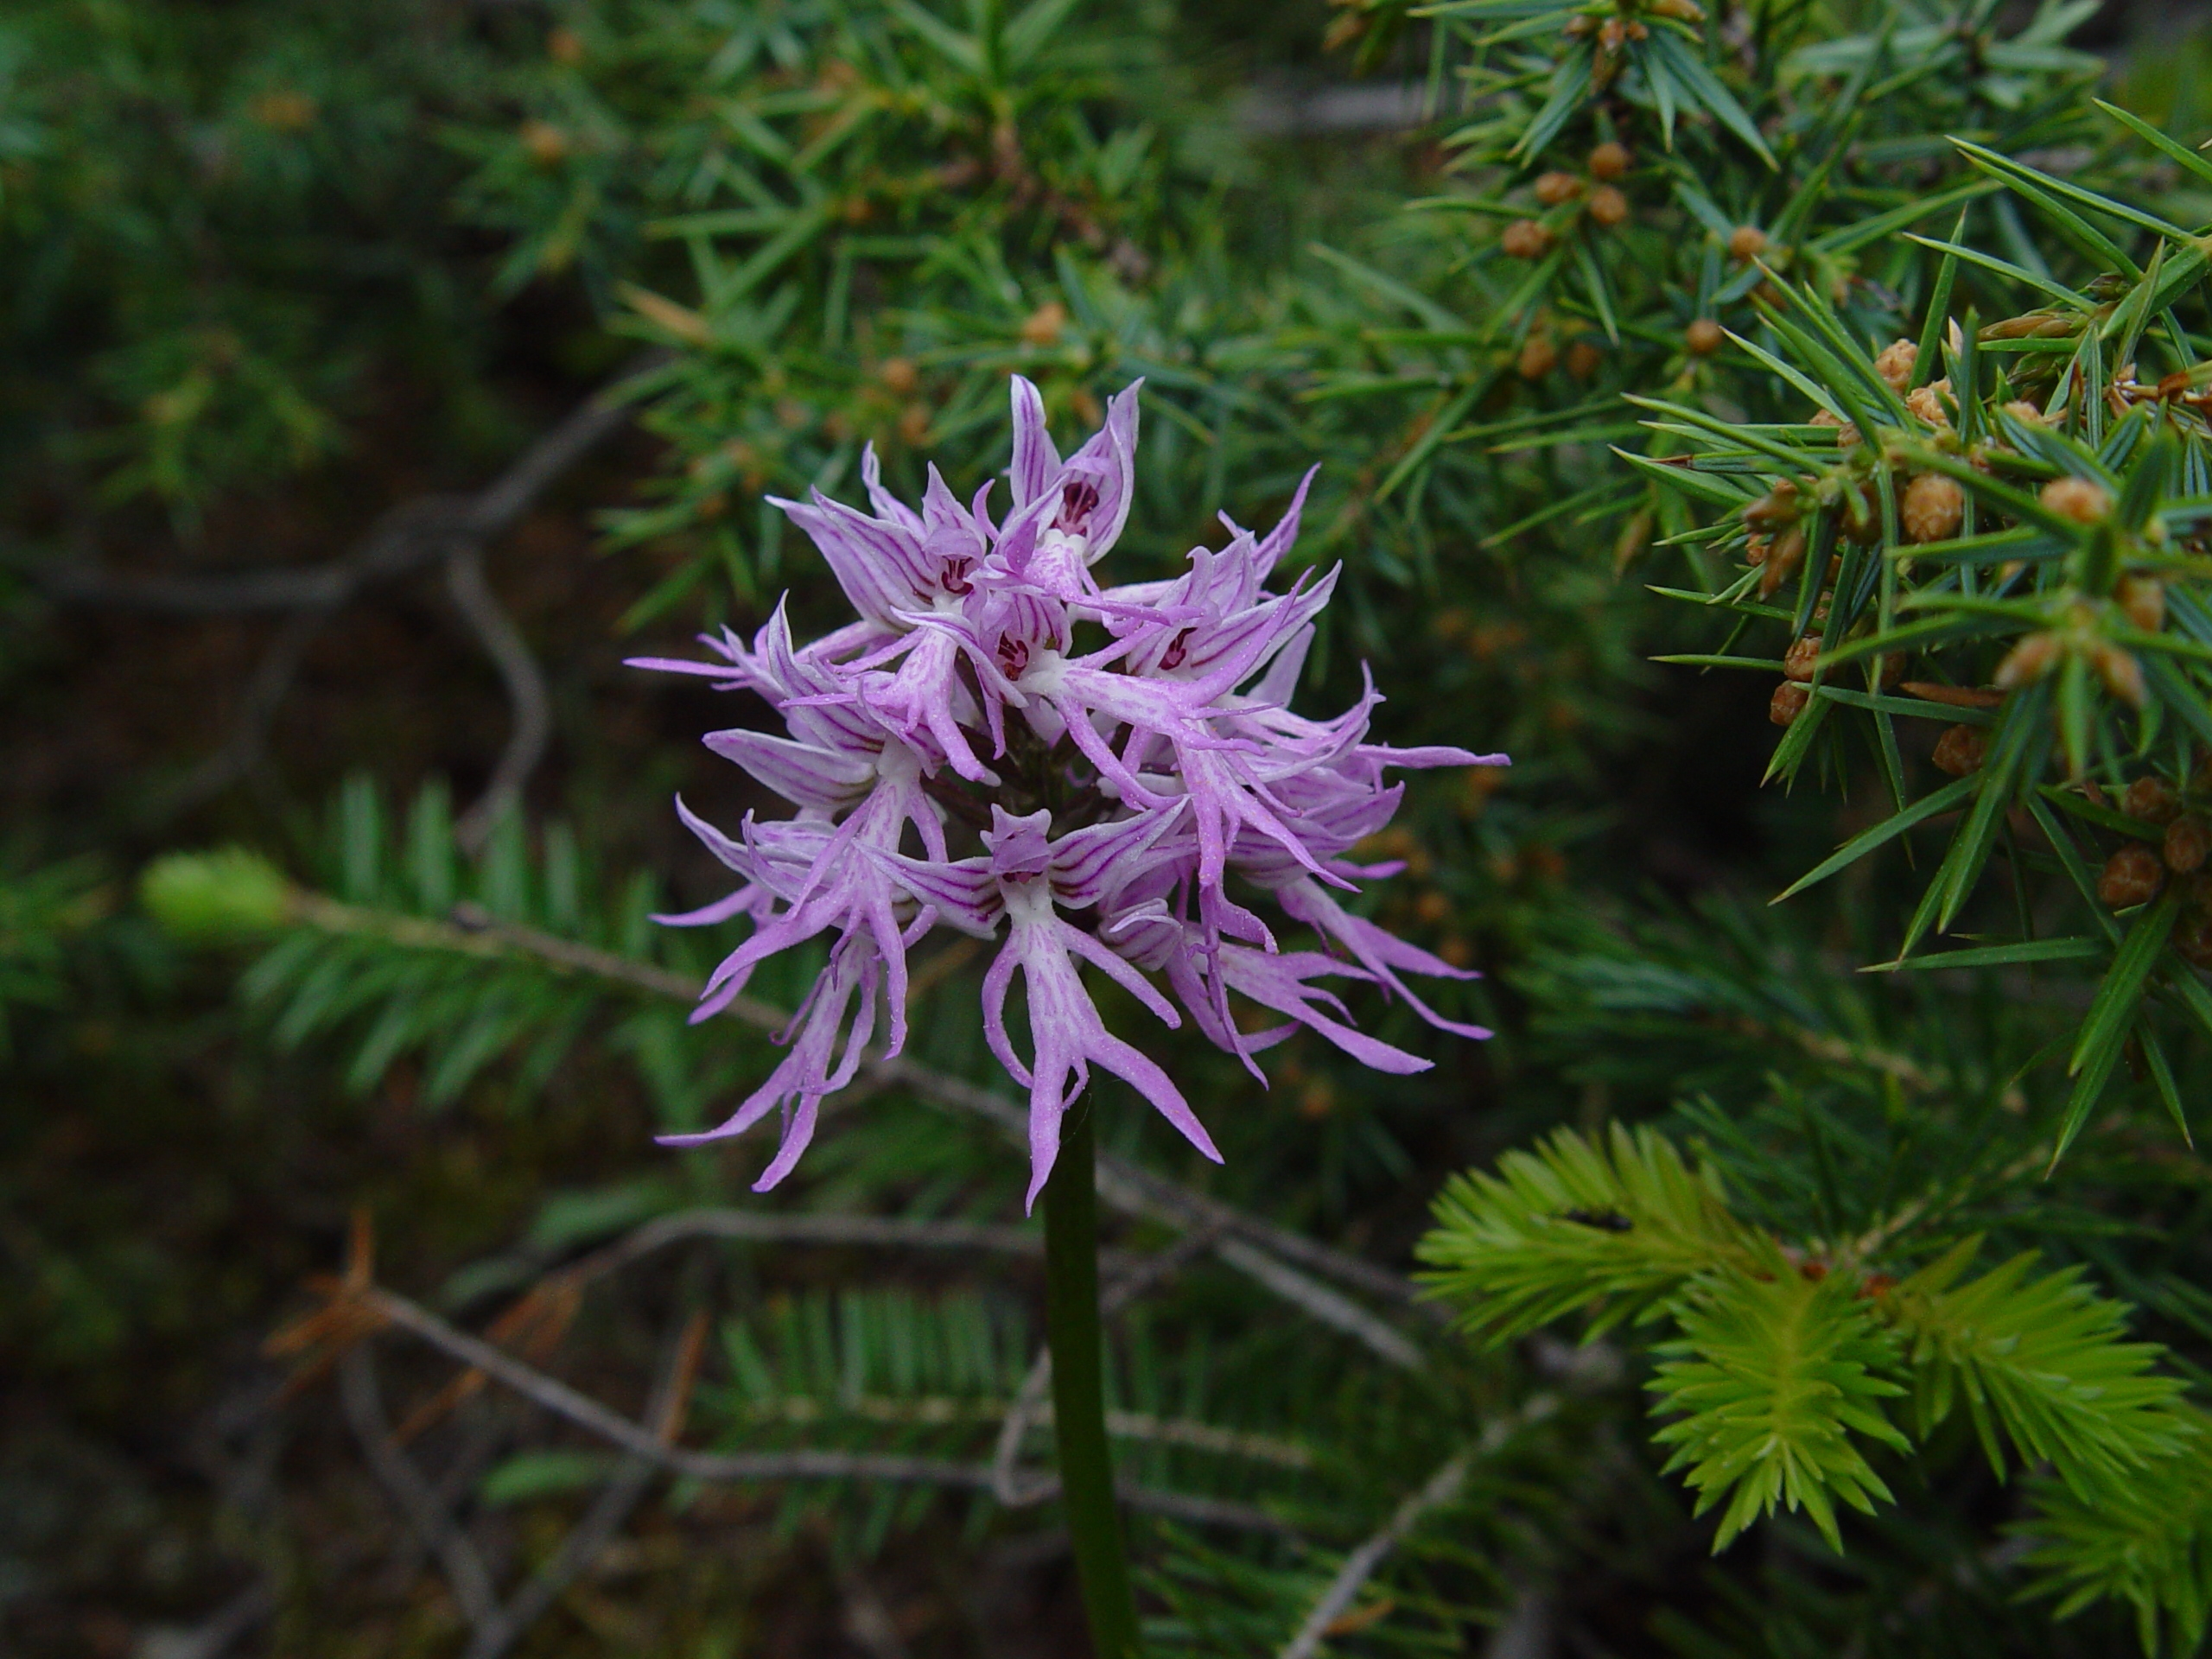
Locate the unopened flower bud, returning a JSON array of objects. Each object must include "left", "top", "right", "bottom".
[
  {"left": 1686, "top": 318, "right": 1725, "bottom": 356},
  {"left": 2041, "top": 476, "right": 2110, "bottom": 524},
  {"left": 2167, "top": 817, "right": 2209, "bottom": 874},
  {"left": 2099, "top": 842, "right": 2165, "bottom": 908},
  {"left": 1566, "top": 340, "right": 1605, "bottom": 378},
  {"left": 1534, "top": 170, "right": 1583, "bottom": 206},
  {"left": 1517, "top": 335, "right": 1557, "bottom": 379},
  {"left": 1727, "top": 225, "right": 1768, "bottom": 261},
  {"left": 1902, "top": 474, "right": 1965, "bottom": 543},
  {"left": 2001, "top": 399, "right": 2048, "bottom": 426},
  {"left": 1758, "top": 526, "right": 1806, "bottom": 598},
  {"left": 2124, "top": 777, "right": 2180, "bottom": 824},
  {"left": 1783, "top": 634, "right": 1822, "bottom": 683},
  {"left": 1587, "top": 141, "right": 1631, "bottom": 180},
  {"left": 1586, "top": 185, "right": 1629, "bottom": 226},
  {"left": 1502, "top": 219, "right": 1554, "bottom": 259},
  {"left": 141, "top": 849, "right": 294, "bottom": 941},
  {"left": 2117, "top": 575, "right": 2165, "bottom": 633},
  {"left": 880, "top": 357, "right": 919, "bottom": 396},
  {"left": 1994, "top": 631, "right": 2061, "bottom": 689},
  {"left": 1770, "top": 681, "right": 1810, "bottom": 726},
  {"left": 2094, "top": 642, "right": 2146, "bottom": 707},
  {"left": 1931, "top": 724, "right": 1987, "bottom": 776}
]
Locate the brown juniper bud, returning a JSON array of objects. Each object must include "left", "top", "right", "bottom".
[
  {"left": 2099, "top": 842, "right": 2166, "bottom": 909},
  {"left": 1727, "top": 225, "right": 1768, "bottom": 261},
  {"left": 2001, "top": 398, "right": 2049, "bottom": 426},
  {"left": 2123, "top": 777, "right": 2180, "bottom": 825},
  {"left": 1758, "top": 526, "right": 1806, "bottom": 598},
  {"left": 1902, "top": 473, "right": 1965, "bottom": 544},
  {"left": 1686, "top": 317, "right": 1726, "bottom": 356},
  {"left": 1873, "top": 340, "right": 1918, "bottom": 392},
  {"left": 1808, "top": 407, "right": 1860, "bottom": 450},
  {"left": 2094, "top": 642, "right": 2146, "bottom": 708},
  {"left": 1502, "top": 219, "right": 1554, "bottom": 258},
  {"left": 1586, "top": 184, "right": 1630, "bottom": 226},
  {"left": 1744, "top": 480, "right": 1800, "bottom": 532},
  {"left": 1783, "top": 634, "right": 1822, "bottom": 683},
  {"left": 1534, "top": 170, "right": 1583, "bottom": 206},
  {"left": 519, "top": 119, "right": 570, "bottom": 166},
  {"left": 1994, "top": 631, "right": 2061, "bottom": 690},
  {"left": 879, "top": 356, "right": 919, "bottom": 396},
  {"left": 1931, "top": 724, "right": 1987, "bottom": 777},
  {"left": 1587, "top": 141, "right": 1632, "bottom": 180},
  {"left": 1567, "top": 340, "right": 1604, "bottom": 379},
  {"left": 1745, "top": 534, "right": 1770, "bottom": 567},
  {"left": 1770, "top": 681, "right": 1811, "bottom": 726},
  {"left": 2041, "top": 475, "right": 2110, "bottom": 524},
  {"left": 1518, "top": 334, "right": 1558, "bottom": 379},
  {"left": 2118, "top": 575, "right": 2165, "bottom": 633},
  {"left": 1905, "top": 378, "right": 1953, "bottom": 429},
  {"left": 2166, "top": 817, "right": 2209, "bottom": 874}
]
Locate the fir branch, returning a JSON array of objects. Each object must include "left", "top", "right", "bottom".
[
  {"left": 1417, "top": 1122, "right": 1758, "bottom": 1344},
  {"left": 2017, "top": 1426, "right": 2212, "bottom": 1656},
  {"left": 1881, "top": 1238, "right": 2193, "bottom": 1490},
  {"left": 1649, "top": 1263, "right": 1909, "bottom": 1553}
]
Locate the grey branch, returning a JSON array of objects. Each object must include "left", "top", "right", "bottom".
[
  {"left": 1277, "top": 1398, "right": 1560, "bottom": 1659},
  {"left": 303, "top": 895, "right": 1435, "bottom": 1349},
  {"left": 445, "top": 545, "right": 553, "bottom": 851},
  {"left": 460, "top": 1306, "right": 703, "bottom": 1659},
  {"left": 38, "top": 363, "right": 657, "bottom": 616},
  {"left": 1278, "top": 1452, "right": 1471, "bottom": 1659},
  {"left": 340, "top": 1345, "right": 502, "bottom": 1631},
  {"left": 43, "top": 354, "right": 661, "bottom": 820},
  {"left": 361, "top": 1285, "right": 1287, "bottom": 1534}
]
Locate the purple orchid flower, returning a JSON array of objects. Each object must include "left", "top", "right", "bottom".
[{"left": 636, "top": 376, "right": 1507, "bottom": 1201}]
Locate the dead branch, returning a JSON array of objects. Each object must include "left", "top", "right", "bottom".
[
  {"left": 460, "top": 1307, "right": 709, "bottom": 1659},
  {"left": 445, "top": 544, "right": 553, "bottom": 851},
  {"left": 340, "top": 1344, "right": 502, "bottom": 1632},
  {"left": 358, "top": 1281, "right": 1288, "bottom": 1533},
  {"left": 1276, "top": 1397, "right": 1560, "bottom": 1659},
  {"left": 39, "top": 354, "right": 663, "bottom": 820},
  {"left": 295, "top": 894, "right": 1438, "bottom": 1344}
]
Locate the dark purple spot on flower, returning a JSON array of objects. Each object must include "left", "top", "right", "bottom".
[
  {"left": 999, "top": 632, "right": 1030, "bottom": 677},
  {"left": 941, "top": 556, "right": 973, "bottom": 595},
  {"left": 1159, "top": 628, "right": 1194, "bottom": 671},
  {"left": 1058, "top": 479, "right": 1101, "bottom": 532}
]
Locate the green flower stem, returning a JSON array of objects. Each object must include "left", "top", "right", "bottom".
[{"left": 1042, "top": 1102, "right": 1141, "bottom": 1658}]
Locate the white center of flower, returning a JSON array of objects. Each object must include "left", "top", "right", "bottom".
[
  {"left": 997, "top": 875, "right": 1058, "bottom": 925},
  {"left": 1016, "top": 648, "right": 1068, "bottom": 698},
  {"left": 874, "top": 741, "right": 922, "bottom": 785}
]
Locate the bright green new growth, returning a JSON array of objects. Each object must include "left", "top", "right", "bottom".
[
  {"left": 1421, "top": 1125, "right": 2201, "bottom": 1570},
  {"left": 139, "top": 849, "right": 294, "bottom": 943}
]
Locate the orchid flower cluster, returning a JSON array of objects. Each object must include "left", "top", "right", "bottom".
[{"left": 636, "top": 379, "right": 1506, "bottom": 1206}]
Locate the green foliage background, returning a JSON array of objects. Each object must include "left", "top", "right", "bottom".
[{"left": 12, "top": 0, "right": 2212, "bottom": 1653}]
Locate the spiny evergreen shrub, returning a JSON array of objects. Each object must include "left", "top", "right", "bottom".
[{"left": 34, "top": 0, "right": 2212, "bottom": 1653}]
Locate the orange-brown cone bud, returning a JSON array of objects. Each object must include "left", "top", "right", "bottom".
[
  {"left": 1931, "top": 724, "right": 1987, "bottom": 776},
  {"left": 2099, "top": 842, "right": 2165, "bottom": 908}
]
